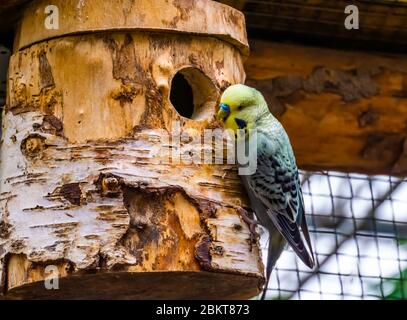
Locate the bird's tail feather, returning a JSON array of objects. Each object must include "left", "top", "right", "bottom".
[
  {"left": 270, "top": 212, "right": 315, "bottom": 269},
  {"left": 261, "top": 227, "right": 285, "bottom": 300},
  {"left": 300, "top": 212, "right": 315, "bottom": 266}
]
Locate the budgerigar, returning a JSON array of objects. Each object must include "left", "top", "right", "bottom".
[{"left": 216, "top": 84, "right": 315, "bottom": 299}]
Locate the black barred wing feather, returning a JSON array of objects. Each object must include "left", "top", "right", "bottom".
[
  {"left": 247, "top": 149, "right": 315, "bottom": 268},
  {"left": 249, "top": 150, "right": 301, "bottom": 223}
]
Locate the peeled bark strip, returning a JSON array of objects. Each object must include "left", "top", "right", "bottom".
[{"left": 0, "top": 0, "right": 263, "bottom": 299}]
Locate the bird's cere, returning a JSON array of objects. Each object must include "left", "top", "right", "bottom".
[
  {"left": 216, "top": 103, "right": 231, "bottom": 122},
  {"left": 220, "top": 103, "right": 230, "bottom": 112}
]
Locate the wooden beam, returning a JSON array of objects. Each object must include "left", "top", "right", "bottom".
[
  {"left": 219, "top": 0, "right": 407, "bottom": 52},
  {"left": 221, "top": 0, "right": 246, "bottom": 11},
  {"left": 0, "top": 0, "right": 32, "bottom": 47},
  {"left": 245, "top": 40, "right": 407, "bottom": 176}
]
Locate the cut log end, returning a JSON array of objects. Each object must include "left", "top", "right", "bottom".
[{"left": 5, "top": 271, "right": 262, "bottom": 300}]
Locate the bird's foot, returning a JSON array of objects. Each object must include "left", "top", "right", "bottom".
[{"left": 237, "top": 207, "right": 259, "bottom": 250}]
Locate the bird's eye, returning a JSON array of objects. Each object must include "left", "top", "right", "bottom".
[{"left": 237, "top": 105, "right": 243, "bottom": 111}]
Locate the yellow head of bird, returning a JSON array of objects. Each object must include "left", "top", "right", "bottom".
[{"left": 216, "top": 84, "right": 267, "bottom": 136}]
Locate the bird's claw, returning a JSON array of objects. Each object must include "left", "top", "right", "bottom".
[{"left": 237, "top": 207, "right": 259, "bottom": 250}]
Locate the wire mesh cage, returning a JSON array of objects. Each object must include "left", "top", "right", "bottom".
[{"left": 260, "top": 171, "right": 407, "bottom": 300}]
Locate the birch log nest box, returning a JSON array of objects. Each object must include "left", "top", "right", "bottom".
[{"left": 0, "top": 0, "right": 264, "bottom": 299}]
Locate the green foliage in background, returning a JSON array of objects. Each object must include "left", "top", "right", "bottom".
[{"left": 381, "top": 238, "right": 407, "bottom": 300}]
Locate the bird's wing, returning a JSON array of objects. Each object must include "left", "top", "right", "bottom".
[
  {"left": 249, "top": 150, "right": 300, "bottom": 222},
  {"left": 247, "top": 148, "right": 315, "bottom": 268}
]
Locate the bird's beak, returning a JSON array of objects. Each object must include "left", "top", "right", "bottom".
[{"left": 217, "top": 103, "right": 230, "bottom": 122}]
